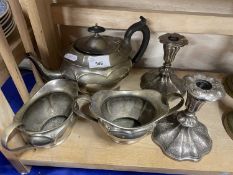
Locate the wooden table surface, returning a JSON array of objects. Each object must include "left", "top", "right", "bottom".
[{"left": 19, "top": 69, "right": 233, "bottom": 175}]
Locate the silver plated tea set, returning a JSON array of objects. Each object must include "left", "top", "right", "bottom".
[{"left": 1, "top": 16, "right": 227, "bottom": 162}]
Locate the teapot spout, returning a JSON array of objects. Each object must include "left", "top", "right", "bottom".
[{"left": 25, "top": 53, "right": 63, "bottom": 81}]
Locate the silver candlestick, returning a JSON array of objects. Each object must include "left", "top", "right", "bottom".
[
  {"left": 140, "top": 33, "right": 188, "bottom": 96},
  {"left": 152, "top": 74, "right": 225, "bottom": 161}
]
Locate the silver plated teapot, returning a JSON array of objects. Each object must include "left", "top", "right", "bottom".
[{"left": 27, "top": 16, "right": 150, "bottom": 94}]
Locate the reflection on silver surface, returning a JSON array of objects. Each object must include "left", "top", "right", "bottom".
[
  {"left": 1, "top": 79, "right": 79, "bottom": 152},
  {"left": 152, "top": 74, "right": 225, "bottom": 161},
  {"left": 141, "top": 33, "right": 188, "bottom": 97},
  {"left": 27, "top": 17, "right": 150, "bottom": 94},
  {"left": 75, "top": 90, "right": 184, "bottom": 144}
]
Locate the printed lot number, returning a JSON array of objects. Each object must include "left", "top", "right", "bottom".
[{"left": 88, "top": 55, "right": 111, "bottom": 68}]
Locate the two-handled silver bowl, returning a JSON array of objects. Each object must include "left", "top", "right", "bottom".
[
  {"left": 75, "top": 90, "right": 184, "bottom": 144},
  {"left": 1, "top": 79, "right": 80, "bottom": 152}
]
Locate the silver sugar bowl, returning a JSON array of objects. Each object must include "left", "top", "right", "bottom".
[{"left": 75, "top": 90, "right": 184, "bottom": 144}]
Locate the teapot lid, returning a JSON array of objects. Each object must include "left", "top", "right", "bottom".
[{"left": 74, "top": 24, "right": 120, "bottom": 55}]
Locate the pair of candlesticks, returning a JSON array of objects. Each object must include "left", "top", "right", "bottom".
[{"left": 140, "top": 33, "right": 225, "bottom": 161}]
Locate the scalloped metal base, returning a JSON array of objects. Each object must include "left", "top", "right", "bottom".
[
  {"left": 152, "top": 112, "right": 212, "bottom": 161},
  {"left": 140, "top": 68, "right": 186, "bottom": 97}
]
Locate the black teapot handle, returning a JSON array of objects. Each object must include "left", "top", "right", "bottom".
[{"left": 124, "top": 16, "right": 150, "bottom": 64}]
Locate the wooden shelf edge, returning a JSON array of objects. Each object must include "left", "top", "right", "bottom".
[
  {"left": 19, "top": 159, "right": 223, "bottom": 175},
  {"left": 51, "top": 4, "right": 233, "bottom": 36}
]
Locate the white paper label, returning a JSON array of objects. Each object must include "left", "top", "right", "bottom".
[
  {"left": 64, "top": 53, "right": 77, "bottom": 61},
  {"left": 88, "top": 55, "right": 111, "bottom": 68}
]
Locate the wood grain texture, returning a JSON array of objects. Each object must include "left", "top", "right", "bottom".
[
  {"left": 19, "top": 69, "right": 233, "bottom": 174},
  {"left": 24, "top": 0, "right": 61, "bottom": 69},
  {"left": 0, "top": 26, "right": 29, "bottom": 103},
  {"left": 8, "top": 0, "right": 43, "bottom": 85},
  {"left": 0, "top": 90, "right": 31, "bottom": 174},
  {"left": 0, "top": 30, "right": 25, "bottom": 86},
  {"left": 51, "top": 4, "right": 233, "bottom": 36},
  {"left": 56, "top": 0, "right": 233, "bottom": 15},
  {"left": 8, "top": 0, "right": 35, "bottom": 55},
  {"left": 0, "top": 28, "right": 41, "bottom": 86}
]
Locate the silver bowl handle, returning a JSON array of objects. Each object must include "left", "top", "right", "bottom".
[
  {"left": 74, "top": 95, "right": 98, "bottom": 122},
  {"left": 1, "top": 122, "right": 34, "bottom": 152},
  {"left": 74, "top": 95, "right": 115, "bottom": 126},
  {"left": 166, "top": 93, "right": 185, "bottom": 115}
]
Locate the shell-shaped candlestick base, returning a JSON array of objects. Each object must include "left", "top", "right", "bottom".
[
  {"left": 152, "top": 74, "right": 225, "bottom": 161},
  {"left": 152, "top": 112, "right": 212, "bottom": 161}
]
